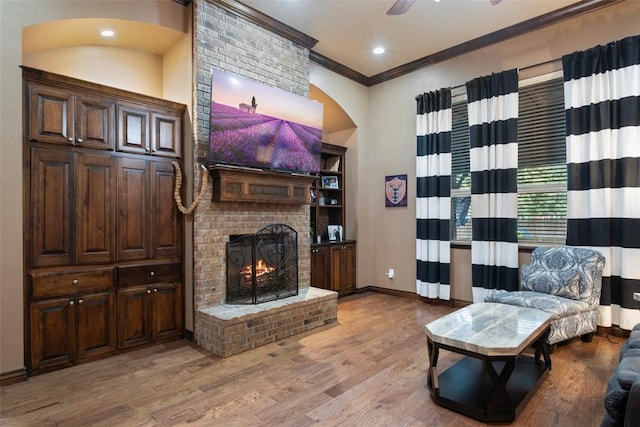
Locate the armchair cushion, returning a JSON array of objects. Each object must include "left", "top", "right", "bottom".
[{"left": 520, "top": 264, "right": 581, "bottom": 300}]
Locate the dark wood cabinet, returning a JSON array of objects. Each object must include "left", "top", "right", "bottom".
[
  {"left": 117, "top": 281, "right": 183, "bottom": 349},
  {"left": 331, "top": 243, "right": 356, "bottom": 296},
  {"left": 30, "top": 148, "right": 74, "bottom": 267},
  {"left": 30, "top": 148, "right": 116, "bottom": 267},
  {"left": 30, "top": 290, "right": 116, "bottom": 371},
  {"left": 310, "top": 245, "right": 331, "bottom": 290},
  {"left": 117, "top": 104, "right": 182, "bottom": 158},
  {"left": 117, "top": 158, "right": 180, "bottom": 261},
  {"left": 28, "top": 82, "right": 115, "bottom": 150},
  {"left": 30, "top": 297, "right": 75, "bottom": 371},
  {"left": 76, "top": 153, "right": 117, "bottom": 264},
  {"left": 310, "top": 143, "right": 356, "bottom": 296},
  {"left": 24, "top": 67, "right": 185, "bottom": 375}
]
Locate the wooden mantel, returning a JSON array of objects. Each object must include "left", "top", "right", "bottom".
[{"left": 209, "top": 165, "right": 316, "bottom": 204}]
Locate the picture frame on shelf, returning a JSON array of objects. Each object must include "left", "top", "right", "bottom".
[
  {"left": 321, "top": 175, "right": 339, "bottom": 189},
  {"left": 328, "top": 225, "right": 343, "bottom": 241}
]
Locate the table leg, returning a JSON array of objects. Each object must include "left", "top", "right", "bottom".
[
  {"left": 484, "top": 357, "right": 516, "bottom": 418},
  {"left": 534, "top": 328, "right": 552, "bottom": 370},
  {"left": 426, "top": 337, "right": 440, "bottom": 392}
]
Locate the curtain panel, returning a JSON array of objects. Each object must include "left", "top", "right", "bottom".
[
  {"left": 466, "top": 69, "right": 520, "bottom": 303},
  {"left": 416, "top": 88, "right": 452, "bottom": 300},
  {"left": 563, "top": 34, "right": 640, "bottom": 330}
]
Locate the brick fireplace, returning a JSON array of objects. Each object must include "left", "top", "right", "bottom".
[{"left": 191, "top": 1, "right": 338, "bottom": 358}]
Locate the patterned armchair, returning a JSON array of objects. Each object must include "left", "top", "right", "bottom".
[{"left": 485, "top": 246, "right": 606, "bottom": 345}]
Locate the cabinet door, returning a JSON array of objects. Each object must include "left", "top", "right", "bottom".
[
  {"left": 77, "top": 292, "right": 116, "bottom": 360},
  {"left": 332, "top": 244, "right": 356, "bottom": 295},
  {"left": 117, "top": 104, "right": 149, "bottom": 154},
  {"left": 31, "top": 148, "right": 75, "bottom": 267},
  {"left": 76, "top": 95, "right": 115, "bottom": 150},
  {"left": 117, "top": 286, "right": 152, "bottom": 349},
  {"left": 152, "top": 282, "right": 183, "bottom": 340},
  {"left": 30, "top": 297, "right": 75, "bottom": 371},
  {"left": 117, "top": 158, "right": 149, "bottom": 261},
  {"left": 151, "top": 111, "right": 182, "bottom": 158},
  {"left": 28, "top": 84, "right": 74, "bottom": 145},
  {"left": 150, "top": 160, "right": 181, "bottom": 259},
  {"left": 340, "top": 244, "right": 356, "bottom": 294},
  {"left": 311, "top": 246, "right": 331, "bottom": 290},
  {"left": 77, "top": 154, "right": 116, "bottom": 264}
]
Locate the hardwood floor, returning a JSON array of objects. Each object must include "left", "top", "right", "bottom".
[{"left": 0, "top": 292, "right": 622, "bottom": 426}]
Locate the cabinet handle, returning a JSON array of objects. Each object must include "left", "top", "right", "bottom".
[
  {"left": 147, "top": 289, "right": 152, "bottom": 294},
  {"left": 69, "top": 300, "right": 74, "bottom": 306},
  {"left": 150, "top": 271, "right": 155, "bottom": 277},
  {"left": 68, "top": 137, "right": 74, "bottom": 142},
  {"left": 77, "top": 138, "right": 83, "bottom": 143},
  {"left": 72, "top": 279, "right": 78, "bottom": 285},
  {"left": 78, "top": 299, "right": 83, "bottom": 304},
  {"left": 154, "top": 288, "right": 158, "bottom": 292}
]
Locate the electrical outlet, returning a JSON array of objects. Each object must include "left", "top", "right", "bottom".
[{"left": 388, "top": 269, "right": 394, "bottom": 279}]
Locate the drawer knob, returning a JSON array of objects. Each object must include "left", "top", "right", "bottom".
[
  {"left": 154, "top": 288, "right": 158, "bottom": 292},
  {"left": 150, "top": 271, "right": 155, "bottom": 277},
  {"left": 69, "top": 300, "right": 74, "bottom": 306},
  {"left": 147, "top": 289, "right": 152, "bottom": 294},
  {"left": 68, "top": 137, "right": 74, "bottom": 142},
  {"left": 77, "top": 138, "right": 83, "bottom": 143},
  {"left": 72, "top": 279, "right": 79, "bottom": 285},
  {"left": 78, "top": 299, "right": 84, "bottom": 304}
]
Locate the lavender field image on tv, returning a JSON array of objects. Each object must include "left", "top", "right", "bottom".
[{"left": 208, "top": 70, "right": 324, "bottom": 175}]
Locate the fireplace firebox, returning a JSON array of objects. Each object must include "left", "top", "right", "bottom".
[{"left": 226, "top": 224, "right": 298, "bottom": 304}]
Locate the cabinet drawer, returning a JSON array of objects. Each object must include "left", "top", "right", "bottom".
[
  {"left": 31, "top": 267, "right": 114, "bottom": 298},
  {"left": 117, "top": 263, "right": 181, "bottom": 287}
]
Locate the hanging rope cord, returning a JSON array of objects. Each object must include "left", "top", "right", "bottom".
[{"left": 171, "top": 162, "right": 209, "bottom": 215}]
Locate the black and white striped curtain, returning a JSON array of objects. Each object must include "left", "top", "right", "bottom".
[
  {"left": 466, "top": 69, "right": 519, "bottom": 303},
  {"left": 416, "top": 88, "right": 452, "bottom": 300},
  {"left": 563, "top": 35, "right": 640, "bottom": 330}
]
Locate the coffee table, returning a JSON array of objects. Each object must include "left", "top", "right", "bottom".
[{"left": 424, "top": 302, "right": 552, "bottom": 423}]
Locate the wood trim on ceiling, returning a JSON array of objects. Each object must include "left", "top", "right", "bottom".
[
  {"left": 208, "top": 0, "right": 623, "bottom": 87},
  {"left": 366, "top": 0, "right": 624, "bottom": 86}
]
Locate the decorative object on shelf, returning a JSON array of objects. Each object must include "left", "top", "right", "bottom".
[
  {"left": 330, "top": 199, "right": 338, "bottom": 205},
  {"left": 318, "top": 192, "right": 325, "bottom": 205},
  {"left": 325, "top": 156, "right": 341, "bottom": 171},
  {"left": 328, "top": 225, "right": 342, "bottom": 241},
  {"left": 385, "top": 174, "right": 408, "bottom": 207},
  {"left": 322, "top": 175, "right": 339, "bottom": 189}
]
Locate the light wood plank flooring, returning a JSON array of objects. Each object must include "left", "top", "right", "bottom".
[{"left": 0, "top": 292, "right": 622, "bottom": 426}]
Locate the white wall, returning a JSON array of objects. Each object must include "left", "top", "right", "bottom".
[{"left": 362, "top": 1, "right": 640, "bottom": 297}]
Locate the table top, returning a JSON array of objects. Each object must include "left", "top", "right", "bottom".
[{"left": 425, "top": 302, "right": 552, "bottom": 357}]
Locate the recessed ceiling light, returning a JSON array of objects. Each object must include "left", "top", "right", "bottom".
[
  {"left": 372, "top": 47, "right": 385, "bottom": 55},
  {"left": 100, "top": 30, "right": 115, "bottom": 37}
]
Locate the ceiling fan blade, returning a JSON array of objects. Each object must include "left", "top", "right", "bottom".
[{"left": 386, "top": 0, "right": 416, "bottom": 16}]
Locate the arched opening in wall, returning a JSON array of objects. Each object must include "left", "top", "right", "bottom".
[
  {"left": 21, "top": 18, "right": 187, "bottom": 98},
  {"left": 309, "top": 84, "right": 356, "bottom": 139}
]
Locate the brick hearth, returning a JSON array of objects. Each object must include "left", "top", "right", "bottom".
[{"left": 196, "top": 287, "right": 337, "bottom": 357}]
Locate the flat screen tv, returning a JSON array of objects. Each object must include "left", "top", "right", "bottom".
[{"left": 207, "top": 69, "right": 324, "bottom": 175}]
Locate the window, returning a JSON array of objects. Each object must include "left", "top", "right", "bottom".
[
  {"left": 517, "top": 75, "right": 566, "bottom": 243},
  {"left": 451, "top": 100, "right": 471, "bottom": 240},
  {"left": 449, "top": 73, "right": 567, "bottom": 243}
]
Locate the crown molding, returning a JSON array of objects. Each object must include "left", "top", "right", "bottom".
[
  {"left": 366, "top": 0, "right": 624, "bottom": 86},
  {"left": 204, "top": 0, "right": 623, "bottom": 87}
]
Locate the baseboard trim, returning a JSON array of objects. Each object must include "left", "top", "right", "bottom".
[
  {"left": 183, "top": 329, "right": 194, "bottom": 342},
  {"left": 356, "top": 286, "right": 469, "bottom": 308},
  {"left": 1, "top": 368, "right": 28, "bottom": 387}
]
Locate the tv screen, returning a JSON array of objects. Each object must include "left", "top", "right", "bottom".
[{"left": 208, "top": 69, "right": 324, "bottom": 175}]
